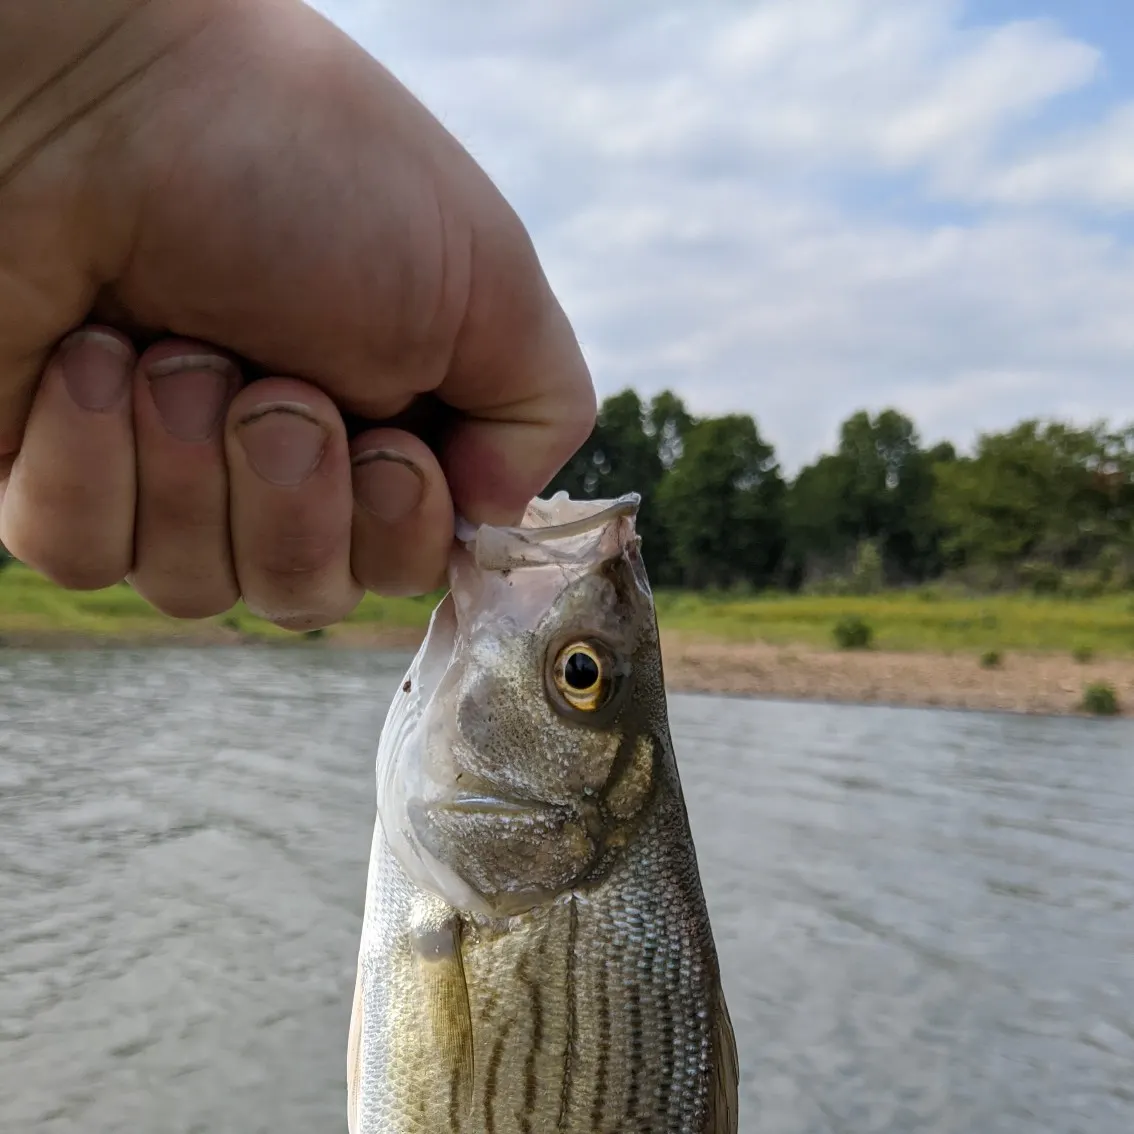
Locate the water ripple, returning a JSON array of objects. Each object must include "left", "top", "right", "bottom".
[{"left": 1, "top": 650, "right": 1133, "bottom": 1133}]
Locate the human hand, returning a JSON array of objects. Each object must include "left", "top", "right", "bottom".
[{"left": 0, "top": 0, "right": 595, "bottom": 628}]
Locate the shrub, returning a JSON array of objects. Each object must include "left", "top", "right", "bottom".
[
  {"left": 833, "top": 615, "right": 873, "bottom": 650},
  {"left": 1081, "top": 682, "right": 1120, "bottom": 717},
  {"left": 980, "top": 649, "right": 1002, "bottom": 669},
  {"left": 1018, "top": 561, "right": 1063, "bottom": 595},
  {"left": 850, "top": 541, "right": 884, "bottom": 595}
]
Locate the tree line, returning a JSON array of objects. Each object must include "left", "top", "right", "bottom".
[
  {"left": 548, "top": 389, "right": 1134, "bottom": 594},
  {"left": 3, "top": 389, "right": 1132, "bottom": 595}
]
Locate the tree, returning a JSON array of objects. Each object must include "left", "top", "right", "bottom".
[
  {"left": 932, "top": 420, "right": 1124, "bottom": 574},
  {"left": 784, "top": 453, "right": 858, "bottom": 582},
  {"left": 658, "top": 414, "right": 786, "bottom": 589},
  {"left": 837, "top": 409, "right": 945, "bottom": 579},
  {"left": 785, "top": 409, "right": 948, "bottom": 585},
  {"left": 549, "top": 388, "right": 693, "bottom": 581},
  {"left": 646, "top": 390, "right": 694, "bottom": 470}
]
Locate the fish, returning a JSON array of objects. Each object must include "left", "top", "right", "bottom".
[{"left": 347, "top": 491, "right": 739, "bottom": 1134}]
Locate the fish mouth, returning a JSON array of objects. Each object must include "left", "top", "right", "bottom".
[
  {"left": 434, "top": 791, "right": 533, "bottom": 815},
  {"left": 456, "top": 491, "right": 640, "bottom": 545},
  {"left": 456, "top": 492, "right": 642, "bottom": 574}
]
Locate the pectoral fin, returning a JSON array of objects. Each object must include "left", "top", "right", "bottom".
[
  {"left": 705, "top": 981, "right": 740, "bottom": 1134},
  {"left": 410, "top": 905, "right": 475, "bottom": 1122}
]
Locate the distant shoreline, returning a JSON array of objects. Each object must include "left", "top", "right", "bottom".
[{"left": 2, "top": 624, "right": 1129, "bottom": 719}]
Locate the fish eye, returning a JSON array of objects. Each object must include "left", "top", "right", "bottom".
[{"left": 551, "top": 641, "right": 611, "bottom": 713}]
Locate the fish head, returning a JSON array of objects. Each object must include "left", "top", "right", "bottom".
[{"left": 376, "top": 492, "right": 668, "bottom": 918}]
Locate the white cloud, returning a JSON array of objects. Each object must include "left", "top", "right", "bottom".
[
  {"left": 971, "top": 104, "right": 1134, "bottom": 210},
  {"left": 311, "top": 0, "right": 1134, "bottom": 470}
]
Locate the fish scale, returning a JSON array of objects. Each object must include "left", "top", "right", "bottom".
[{"left": 348, "top": 494, "right": 738, "bottom": 1133}]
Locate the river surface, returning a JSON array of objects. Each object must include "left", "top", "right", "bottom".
[{"left": 1, "top": 649, "right": 1133, "bottom": 1134}]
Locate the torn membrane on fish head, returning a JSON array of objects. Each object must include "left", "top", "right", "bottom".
[{"left": 376, "top": 492, "right": 668, "bottom": 917}]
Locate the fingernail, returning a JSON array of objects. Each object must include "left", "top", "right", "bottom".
[
  {"left": 352, "top": 449, "right": 425, "bottom": 523},
  {"left": 237, "top": 403, "right": 327, "bottom": 486},
  {"left": 60, "top": 330, "right": 131, "bottom": 411},
  {"left": 146, "top": 354, "right": 237, "bottom": 442}
]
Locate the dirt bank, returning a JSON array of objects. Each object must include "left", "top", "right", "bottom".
[{"left": 660, "top": 634, "right": 1134, "bottom": 717}]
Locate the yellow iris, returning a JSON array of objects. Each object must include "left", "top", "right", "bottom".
[{"left": 552, "top": 641, "right": 607, "bottom": 712}]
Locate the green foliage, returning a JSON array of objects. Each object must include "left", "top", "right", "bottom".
[
  {"left": 1080, "top": 682, "right": 1120, "bottom": 716},
  {"left": 980, "top": 649, "right": 1002, "bottom": 669},
  {"left": 657, "top": 414, "right": 786, "bottom": 590},
  {"left": 542, "top": 391, "right": 1134, "bottom": 597},
  {"left": 933, "top": 421, "right": 1134, "bottom": 575},
  {"left": 549, "top": 389, "right": 688, "bottom": 583},
  {"left": 550, "top": 392, "right": 787, "bottom": 589},
  {"left": 785, "top": 409, "right": 951, "bottom": 587},
  {"left": 1018, "top": 561, "right": 1064, "bottom": 594},
  {"left": 833, "top": 615, "right": 873, "bottom": 650},
  {"left": 850, "top": 540, "right": 884, "bottom": 595}
]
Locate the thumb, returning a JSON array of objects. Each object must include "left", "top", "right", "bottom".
[{"left": 437, "top": 234, "right": 597, "bottom": 525}]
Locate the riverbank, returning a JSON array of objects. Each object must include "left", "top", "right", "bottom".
[
  {"left": 660, "top": 635, "right": 1134, "bottom": 717},
  {"left": 2, "top": 565, "right": 1132, "bottom": 716}
]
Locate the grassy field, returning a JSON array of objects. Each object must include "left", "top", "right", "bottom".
[
  {"left": 654, "top": 588, "right": 1134, "bottom": 654},
  {"left": 2, "top": 561, "right": 1134, "bottom": 655},
  {"left": 0, "top": 562, "right": 439, "bottom": 643}
]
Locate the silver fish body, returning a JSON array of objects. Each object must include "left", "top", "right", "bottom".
[{"left": 349, "top": 493, "right": 738, "bottom": 1134}]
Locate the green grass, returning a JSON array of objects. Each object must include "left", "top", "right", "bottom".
[
  {"left": 2, "top": 563, "right": 1134, "bottom": 654},
  {"left": 0, "top": 563, "right": 438, "bottom": 641},
  {"left": 652, "top": 587, "right": 1134, "bottom": 654},
  {"left": 1081, "top": 682, "right": 1121, "bottom": 716}
]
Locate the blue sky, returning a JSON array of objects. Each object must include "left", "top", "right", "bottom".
[{"left": 313, "top": 0, "right": 1134, "bottom": 470}]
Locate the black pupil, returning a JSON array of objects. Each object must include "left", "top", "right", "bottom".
[{"left": 564, "top": 651, "right": 600, "bottom": 691}]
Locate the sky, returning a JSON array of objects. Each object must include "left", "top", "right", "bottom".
[{"left": 311, "top": 0, "right": 1134, "bottom": 471}]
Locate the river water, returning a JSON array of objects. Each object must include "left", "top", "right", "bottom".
[{"left": 1, "top": 649, "right": 1133, "bottom": 1134}]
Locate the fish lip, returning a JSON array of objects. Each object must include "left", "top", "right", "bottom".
[
  {"left": 455, "top": 492, "right": 640, "bottom": 548},
  {"left": 435, "top": 791, "right": 535, "bottom": 815},
  {"left": 453, "top": 492, "right": 643, "bottom": 574},
  {"left": 494, "top": 494, "right": 640, "bottom": 545}
]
